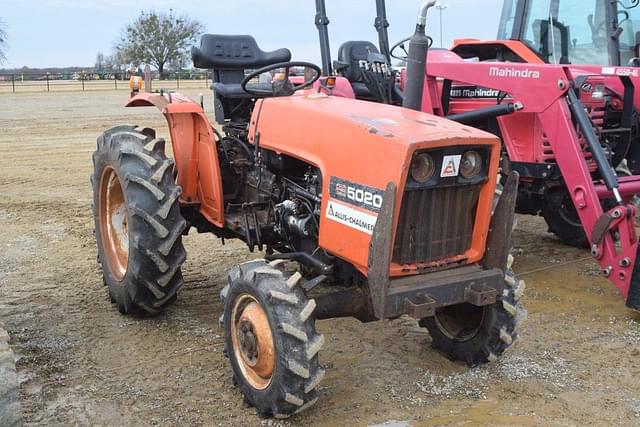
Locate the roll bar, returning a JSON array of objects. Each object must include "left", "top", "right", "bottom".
[
  {"left": 315, "top": 0, "right": 333, "bottom": 75},
  {"left": 314, "top": 0, "right": 394, "bottom": 75}
]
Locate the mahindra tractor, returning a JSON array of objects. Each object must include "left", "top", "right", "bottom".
[
  {"left": 90, "top": 16, "right": 525, "bottom": 417},
  {"left": 311, "top": 0, "right": 640, "bottom": 311}
]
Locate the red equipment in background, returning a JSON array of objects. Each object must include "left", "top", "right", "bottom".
[
  {"left": 419, "top": 51, "right": 640, "bottom": 305},
  {"left": 312, "top": 0, "right": 640, "bottom": 309}
]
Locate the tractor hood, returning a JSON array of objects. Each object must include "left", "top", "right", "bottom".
[{"left": 249, "top": 94, "right": 500, "bottom": 274}]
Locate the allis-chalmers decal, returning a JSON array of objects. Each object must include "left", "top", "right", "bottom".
[
  {"left": 327, "top": 177, "right": 382, "bottom": 234},
  {"left": 489, "top": 66, "right": 541, "bottom": 79},
  {"left": 329, "top": 177, "right": 384, "bottom": 212},
  {"left": 326, "top": 200, "right": 378, "bottom": 235},
  {"left": 441, "top": 155, "right": 462, "bottom": 178}
]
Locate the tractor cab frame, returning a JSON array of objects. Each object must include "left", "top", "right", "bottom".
[{"left": 497, "top": 0, "right": 640, "bottom": 67}]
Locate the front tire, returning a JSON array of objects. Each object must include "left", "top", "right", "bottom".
[
  {"left": 420, "top": 261, "right": 526, "bottom": 366},
  {"left": 541, "top": 189, "right": 588, "bottom": 249},
  {"left": 421, "top": 180, "right": 526, "bottom": 366},
  {"left": 91, "top": 126, "right": 187, "bottom": 315},
  {"left": 221, "top": 260, "right": 325, "bottom": 418}
]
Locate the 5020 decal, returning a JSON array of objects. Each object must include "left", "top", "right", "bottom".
[{"left": 329, "top": 177, "right": 384, "bottom": 212}]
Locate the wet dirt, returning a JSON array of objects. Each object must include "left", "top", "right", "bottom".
[{"left": 1, "top": 90, "right": 640, "bottom": 426}]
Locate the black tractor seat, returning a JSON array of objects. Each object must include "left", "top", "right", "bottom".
[
  {"left": 334, "top": 41, "right": 380, "bottom": 99},
  {"left": 192, "top": 34, "right": 293, "bottom": 122},
  {"left": 192, "top": 34, "right": 291, "bottom": 70}
]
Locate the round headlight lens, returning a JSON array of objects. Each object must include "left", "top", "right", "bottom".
[
  {"left": 460, "top": 151, "right": 482, "bottom": 178},
  {"left": 411, "top": 153, "right": 436, "bottom": 183}
]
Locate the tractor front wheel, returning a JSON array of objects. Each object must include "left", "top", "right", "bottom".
[
  {"left": 221, "top": 260, "right": 325, "bottom": 418},
  {"left": 420, "top": 261, "right": 526, "bottom": 366},
  {"left": 541, "top": 189, "right": 588, "bottom": 249},
  {"left": 91, "top": 126, "right": 187, "bottom": 315}
]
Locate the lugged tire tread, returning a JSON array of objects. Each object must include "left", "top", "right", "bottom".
[
  {"left": 91, "top": 127, "right": 186, "bottom": 316},
  {"left": 223, "top": 260, "right": 324, "bottom": 418}
]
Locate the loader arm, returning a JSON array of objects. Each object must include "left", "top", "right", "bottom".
[{"left": 424, "top": 52, "right": 640, "bottom": 307}]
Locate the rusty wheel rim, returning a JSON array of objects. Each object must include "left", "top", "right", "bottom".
[
  {"left": 231, "top": 294, "right": 275, "bottom": 390},
  {"left": 98, "top": 166, "right": 129, "bottom": 282},
  {"left": 434, "top": 304, "right": 485, "bottom": 342}
]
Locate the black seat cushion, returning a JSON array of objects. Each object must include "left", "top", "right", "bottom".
[
  {"left": 192, "top": 34, "right": 292, "bottom": 69},
  {"left": 337, "top": 41, "right": 380, "bottom": 82}
]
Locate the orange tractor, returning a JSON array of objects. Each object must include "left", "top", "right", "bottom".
[{"left": 91, "top": 32, "right": 525, "bottom": 416}]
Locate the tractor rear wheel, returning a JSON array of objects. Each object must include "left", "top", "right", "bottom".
[
  {"left": 221, "top": 260, "right": 325, "bottom": 418},
  {"left": 420, "top": 259, "right": 526, "bottom": 366},
  {"left": 91, "top": 126, "right": 187, "bottom": 315}
]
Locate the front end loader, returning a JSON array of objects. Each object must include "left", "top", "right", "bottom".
[{"left": 91, "top": 29, "right": 525, "bottom": 417}]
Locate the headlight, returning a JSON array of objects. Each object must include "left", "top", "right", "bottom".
[
  {"left": 411, "top": 153, "right": 436, "bottom": 183},
  {"left": 460, "top": 150, "right": 482, "bottom": 178}
]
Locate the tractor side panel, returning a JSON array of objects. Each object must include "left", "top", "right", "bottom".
[
  {"left": 126, "top": 93, "right": 225, "bottom": 227},
  {"left": 249, "top": 95, "right": 499, "bottom": 276}
]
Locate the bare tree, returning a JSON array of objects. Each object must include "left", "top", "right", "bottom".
[
  {"left": 95, "top": 52, "right": 105, "bottom": 71},
  {"left": 0, "top": 18, "right": 8, "bottom": 64},
  {"left": 116, "top": 11, "right": 203, "bottom": 78}
]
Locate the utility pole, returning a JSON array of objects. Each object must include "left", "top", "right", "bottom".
[{"left": 435, "top": 2, "right": 450, "bottom": 48}]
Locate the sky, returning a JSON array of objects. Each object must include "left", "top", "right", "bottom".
[{"left": 0, "top": 0, "right": 503, "bottom": 69}]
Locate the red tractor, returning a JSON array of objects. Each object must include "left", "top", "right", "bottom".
[
  {"left": 91, "top": 33, "right": 525, "bottom": 416},
  {"left": 313, "top": 0, "right": 640, "bottom": 311}
]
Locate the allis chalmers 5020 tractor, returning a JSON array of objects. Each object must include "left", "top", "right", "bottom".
[
  {"left": 312, "top": 0, "right": 640, "bottom": 311},
  {"left": 91, "top": 30, "right": 525, "bottom": 417}
]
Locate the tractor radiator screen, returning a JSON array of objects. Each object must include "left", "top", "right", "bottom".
[{"left": 392, "top": 185, "right": 481, "bottom": 265}]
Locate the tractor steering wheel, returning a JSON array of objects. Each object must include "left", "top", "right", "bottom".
[
  {"left": 241, "top": 62, "right": 321, "bottom": 97},
  {"left": 390, "top": 36, "right": 434, "bottom": 62}
]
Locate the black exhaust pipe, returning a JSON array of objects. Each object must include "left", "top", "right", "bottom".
[{"left": 402, "top": 1, "right": 437, "bottom": 111}]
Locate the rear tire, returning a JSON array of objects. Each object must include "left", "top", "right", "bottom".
[
  {"left": 221, "top": 260, "right": 325, "bottom": 418},
  {"left": 0, "top": 325, "right": 21, "bottom": 427},
  {"left": 91, "top": 125, "right": 187, "bottom": 315}
]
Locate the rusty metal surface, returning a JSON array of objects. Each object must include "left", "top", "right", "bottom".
[
  {"left": 403, "top": 294, "right": 436, "bottom": 319},
  {"left": 483, "top": 171, "right": 519, "bottom": 271},
  {"left": 464, "top": 283, "right": 499, "bottom": 306},
  {"left": 393, "top": 184, "right": 481, "bottom": 265},
  {"left": 316, "top": 266, "right": 502, "bottom": 322},
  {"left": 384, "top": 267, "right": 504, "bottom": 319},
  {"left": 591, "top": 212, "right": 614, "bottom": 245},
  {"left": 230, "top": 296, "right": 275, "bottom": 390},
  {"left": 314, "top": 287, "right": 376, "bottom": 322},
  {"left": 98, "top": 166, "right": 129, "bottom": 282},
  {"left": 367, "top": 182, "right": 397, "bottom": 319}
]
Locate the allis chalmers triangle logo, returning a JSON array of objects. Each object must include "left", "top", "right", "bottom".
[{"left": 440, "top": 155, "right": 462, "bottom": 178}]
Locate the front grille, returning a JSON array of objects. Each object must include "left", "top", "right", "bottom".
[{"left": 392, "top": 185, "right": 481, "bottom": 265}]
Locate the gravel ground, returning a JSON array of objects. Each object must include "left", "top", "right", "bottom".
[
  {"left": 0, "top": 322, "right": 22, "bottom": 426},
  {"left": 1, "top": 90, "right": 640, "bottom": 426}
]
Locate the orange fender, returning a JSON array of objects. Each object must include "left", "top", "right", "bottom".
[{"left": 126, "top": 92, "right": 224, "bottom": 227}]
